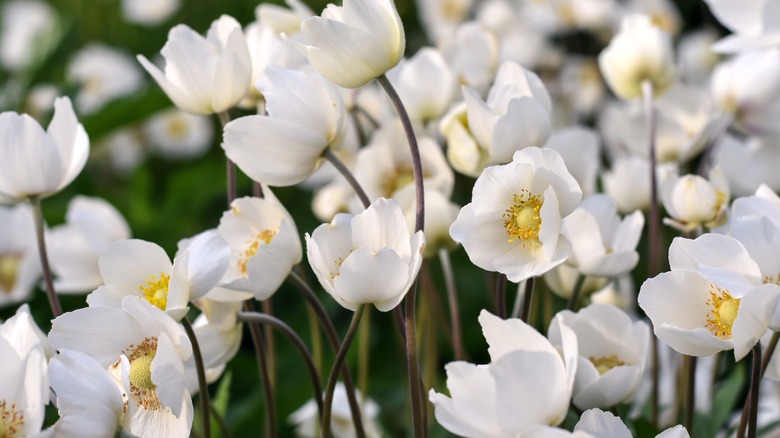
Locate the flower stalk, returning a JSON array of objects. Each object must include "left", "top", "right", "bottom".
[
  {"left": 520, "top": 277, "right": 535, "bottom": 323},
  {"left": 322, "top": 147, "right": 371, "bottom": 208},
  {"left": 29, "top": 195, "right": 62, "bottom": 318},
  {"left": 439, "top": 249, "right": 463, "bottom": 360},
  {"left": 181, "top": 317, "right": 211, "bottom": 438}
]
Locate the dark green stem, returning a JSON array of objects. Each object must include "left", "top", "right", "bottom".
[
  {"left": 243, "top": 300, "right": 276, "bottom": 437},
  {"left": 29, "top": 195, "right": 62, "bottom": 317},
  {"left": 217, "top": 111, "right": 237, "bottom": 204},
  {"left": 737, "top": 331, "right": 780, "bottom": 437},
  {"left": 495, "top": 273, "right": 507, "bottom": 319},
  {"left": 182, "top": 317, "right": 211, "bottom": 438},
  {"left": 439, "top": 249, "right": 463, "bottom": 360},
  {"left": 322, "top": 147, "right": 371, "bottom": 208},
  {"left": 566, "top": 274, "right": 587, "bottom": 311},
  {"left": 684, "top": 355, "right": 696, "bottom": 435},
  {"left": 519, "top": 277, "right": 535, "bottom": 323}
]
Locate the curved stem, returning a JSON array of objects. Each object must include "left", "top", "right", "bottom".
[
  {"left": 243, "top": 300, "right": 276, "bottom": 437},
  {"left": 29, "top": 196, "right": 62, "bottom": 317},
  {"left": 519, "top": 277, "right": 535, "bottom": 323},
  {"left": 238, "top": 311, "right": 324, "bottom": 422},
  {"left": 262, "top": 300, "right": 277, "bottom": 393},
  {"left": 322, "top": 147, "right": 371, "bottom": 208},
  {"left": 566, "top": 274, "right": 587, "bottom": 311},
  {"left": 684, "top": 355, "right": 696, "bottom": 435},
  {"left": 439, "top": 249, "right": 463, "bottom": 360},
  {"left": 495, "top": 273, "right": 507, "bottom": 319},
  {"left": 182, "top": 317, "right": 211, "bottom": 438},
  {"left": 322, "top": 305, "right": 365, "bottom": 438},
  {"left": 737, "top": 331, "right": 780, "bottom": 437},
  {"left": 287, "top": 271, "right": 366, "bottom": 437}
]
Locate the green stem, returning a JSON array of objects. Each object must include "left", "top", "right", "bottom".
[
  {"left": 495, "top": 273, "right": 507, "bottom": 319},
  {"left": 748, "top": 344, "right": 762, "bottom": 438},
  {"left": 243, "top": 300, "right": 276, "bottom": 437},
  {"left": 684, "top": 355, "right": 696, "bottom": 435},
  {"left": 238, "top": 311, "right": 324, "bottom": 422},
  {"left": 439, "top": 249, "right": 463, "bottom": 360},
  {"left": 217, "top": 111, "right": 237, "bottom": 204},
  {"left": 358, "top": 305, "right": 371, "bottom": 396},
  {"left": 519, "top": 277, "right": 535, "bottom": 323},
  {"left": 262, "top": 299, "right": 277, "bottom": 392},
  {"left": 182, "top": 317, "right": 211, "bottom": 438},
  {"left": 737, "top": 331, "right": 780, "bottom": 437},
  {"left": 322, "top": 305, "right": 365, "bottom": 438},
  {"left": 29, "top": 196, "right": 62, "bottom": 317},
  {"left": 566, "top": 274, "right": 587, "bottom": 311},
  {"left": 322, "top": 147, "right": 371, "bottom": 208}
]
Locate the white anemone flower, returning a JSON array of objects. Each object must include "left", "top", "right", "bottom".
[
  {"left": 121, "top": 0, "right": 180, "bottom": 27},
  {"left": 223, "top": 66, "right": 347, "bottom": 187},
  {"left": 715, "top": 135, "right": 780, "bottom": 197},
  {"left": 306, "top": 197, "right": 425, "bottom": 312},
  {"left": 0, "top": 204, "right": 40, "bottom": 306},
  {"left": 0, "top": 304, "right": 49, "bottom": 437},
  {"left": 214, "top": 192, "right": 302, "bottom": 302},
  {"left": 48, "top": 196, "right": 131, "bottom": 293},
  {"left": 0, "top": 96, "right": 89, "bottom": 203},
  {"left": 639, "top": 234, "right": 780, "bottom": 360},
  {"left": 289, "top": 0, "right": 405, "bottom": 88},
  {"left": 449, "top": 147, "right": 582, "bottom": 283},
  {"left": 562, "top": 194, "right": 644, "bottom": 278},
  {"left": 550, "top": 304, "right": 650, "bottom": 410},
  {"left": 429, "top": 310, "right": 578, "bottom": 437},
  {"left": 289, "top": 382, "right": 383, "bottom": 438},
  {"left": 704, "top": 0, "right": 780, "bottom": 53},
  {"left": 137, "top": 15, "right": 252, "bottom": 115},
  {"left": 545, "top": 126, "right": 600, "bottom": 196},
  {"left": 439, "top": 22, "right": 499, "bottom": 96},
  {"left": 87, "top": 232, "right": 229, "bottom": 321},
  {"left": 67, "top": 43, "right": 144, "bottom": 114},
  {"left": 187, "top": 299, "right": 242, "bottom": 388},
  {"left": 661, "top": 168, "right": 729, "bottom": 233},
  {"left": 49, "top": 296, "right": 194, "bottom": 437},
  {"left": 144, "top": 109, "right": 213, "bottom": 160},
  {"left": 0, "top": 0, "right": 56, "bottom": 71},
  {"left": 389, "top": 47, "right": 457, "bottom": 124}
]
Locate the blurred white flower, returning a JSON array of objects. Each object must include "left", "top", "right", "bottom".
[
  {"left": 601, "top": 155, "right": 677, "bottom": 213},
  {"left": 289, "top": 382, "right": 383, "bottom": 438},
  {"left": 101, "top": 128, "right": 145, "bottom": 175},
  {"left": 121, "top": 0, "right": 180, "bottom": 27},
  {"left": 732, "top": 184, "right": 780, "bottom": 230},
  {"left": 558, "top": 58, "right": 607, "bottom": 119},
  {"left": 68, "top": 43, "right": 144, "bottom": 114},
  {"left": 704, "top": 0, "right": 780, "bottom": 53},
  {"left": 438, "top": 22, "right": 499, "bottom": 96},
  {"left": 138, "top": 15, "right": 252, "bottom": 115},
  {"left": 715, "top": 134, "right": 780, "bottom": 197},
  {"left": 0, "top": 97, "right": 89, "bottom": 203},
  {"left": 450, "top": 147, "right": 582, "bottom": 283},
  {"left": 144, "top": 108, "right": 213, "bottom": 160},
  {"left": 389, "top": 48, "right": 457, "bottom": 125},
  {"left": 255, "top": 0, "right": 314, "bottom": 35},
  {"left": 0, "top": 0, "right": 56, "bottom": 71},
  {"left": 543, "top": 263, "right": 610, "bottom": 300},
  {"left": 661, "top": 168, "right": 729, "bottom": 233},
  {"left": 0, "top": 204, "right": 40, "bottom": 306},
  {"left": 187, "top": 299, "right": 242, "bottom": 390},
  {"left": 677, "top": 29, "right": 721, "bottom": 83},
  {"left": 402, "top": 190, "right": 460, "bottom": 257},
  {"left": 417, "top": 0, "right": 473, "bottom": 42},
  {"left": 623, "top": 0, "right": 682, "bottom": 36},
  {"left": 545, "top": 126, "right": 601, "bottom": 195},
  {"left": 24, "top": 84, "right": 60, "bottom": 119},
  {"left": 598, "top": 14, "right": 676, "bottom": 100},
  {"left": 306, "top": 197, "right": 425, "bottom": 312},
  {"left": 290, "top": 0, "right": 405, "bottom": 88},
  {"left": 48, "top": 196, "right": 131, "bottom": 293}
]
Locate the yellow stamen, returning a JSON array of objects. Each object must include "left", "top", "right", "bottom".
[
  {"left": 129, "top": 354, "right": 155, "bottom": 390},
  {"left": 238, "top": 229, "right": 277, "bottom": 275},
  {"left": 0, "top": 400, "right": 24, "bottom": 438},
  {"left": 705, "top": 286, "right": 741, "bottom": 339},
  {"left": 503, "top": 190, "right": 543, "bottom": 243},
  {"left": 138, "top": 273, "right": 170, "bottom": 311},
  {"left": 124, "top": 337, "right": 162, "bottom": 410},
  {"left": 589, "top": 354, "right": 626, "bottom": 375},
  {"left": 0, "top": 254, "right": 21, "bottom": 293}
]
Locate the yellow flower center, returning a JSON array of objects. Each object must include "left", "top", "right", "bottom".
[
  {"left": 764, "top": 274, "right": 780, "bottom": 285},
  {"left": 705, "top": 286, "right": 741, "bottom": 339},
  {"left": 503, "top": 190, "right": 543, "bottom": 243},
  {"left": 0, "top": 254, "right": 21, "bottom": 293},
  {"left": 382, "top": 167, "right": 415, "bottom": 198},
  {"left": 238, "top": 229, "right": 277, "bottom": 276},
  {"left": 589, "top": 354, "right": 626, "bottom": 375},
  {"left": 165, "top": 116, "right": 188, "bottom": 139},
  {"left": 124, "top": 337, "right": 162, "bottom": 410},
  {"left": 138, "top": 273, "right": 170, "bottom": 311},
  {"left": 0, "top": 400, "right": 24, "bottom": 438}
]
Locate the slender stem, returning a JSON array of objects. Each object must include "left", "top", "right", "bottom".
[
  {"left": 28, "top": 196, "right": 62, "bottom": 317},
  {"left": 642, "top": 80, "right": 661, "bottom": 428},
  {"left": 684, "top": 355, "right": 696, "bottom": 435},
  {"left": 748, "top": 344, "right": 762, "bottom": 438},
  {"left": 354, "top": 103, "right": 380, "bottom": 130},
  {"left": 243, "top": 300, "right": 276, "bottom": 437},
  {"left": 322, "top": 147, "right": 371, "bottom": 208},
  {"left": 238, "top": 311, "right": 324, "bottom": 422},
  {"left": 439, "top": 249, "right": 463, "bottom": 360},
  {"left": 519, "top": 277, "right": 535, "bottom": 323},
  {"left": 358, "top": 305, "right": 371, "bottom": 396},
  {"left": 376, "top": 74, "right": 425, "bottom": 233},
  {"left": 217, "top": 111, "right": 237, "bottom": 204},
  {"left": 182, "top": 317, "right": 211, "bottom": 438},
  {"left": 495, "top": 273, "right": 507, "bottom": 319},
  {"left": 253, "top": 182, "right": 264, "bottom": 198},
  {"left": 322, "top": 305, "right": 366, "bottom": 438},
  {"left": 737, "top": 331, "right": 780, "bottom": 437},
  {"left": 566, "top": 274, "right": 587, "bottom": 311},
  {"left": 287, "top": 271, "right": 366, "bottom": 437},
  {"left": 262, "top": 300, "right": 276, "bottom": 392},
  {"left": 307, "top": 304, "right": 323, "bottom": 375}
]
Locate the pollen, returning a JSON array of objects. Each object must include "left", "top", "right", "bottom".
[
  {"left": 238, "top": 229, "right": 277, "bottom": 275},
  {"left": 0, "top": 253, "right": 21, "bottom": 293},
  {"left": 503, "top": 190, "right": 543, "bottom": 243},
  {"left": 589, "top": 354, "right": 626, "bottom": 375},
  {"left": 0, "top": 400, "right": 24, "bottom": 438},
  {"left": 129, "top": 353, "right": 155, "bottom": 390},
  {"left": 124, "top": 337, "right": 163, "bottom": 411},
  {"left": 138, "top": 273, "right": 170, "bottom": 311},
  {"left": 705, "top": 285, "right": 741, "bottom": 339}
]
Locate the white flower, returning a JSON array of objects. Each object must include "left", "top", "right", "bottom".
[
  {"left": 0, "top": 97, "right": 89, "bottom": 203},
  {"left": 137, "top": 15, "right": 252, "bottom": 115},
  {"left": 48, "top": 196, "right": 131, "bottom": 293},
  {"left": 677, "top": 29, "right": 720, "bottom": 83},
  {"left": 704, "top": 0, "right": 780, "bottom": 53},
  {"left": 288, "top": 382, "right": 383, "bottom": 438},
  {"left": 121, "top": 0, "right": 180, "bottom": 26},
  {"left": 438, "top": 22, "right": 499, "bottom": 96},
  {"left": 306, "top": 197, "right": 425, "bottom": 312},
  {"left": 429, "top": 310, "right": 578, "bottom": 437},
  {"left": 416, "top": 0, "right": 472, "bottom": 42},
  {"left": 543, "top": 264, "right": 609, "bottom": 300},
  {"left": 290, "top": 0, "right": 405, "bottom": 88},
  {"left": 562, "top": 194, "right": 644, "bottom": 278},
  {"left": 715, "top": 134, "right": 780, "bottom": 197},
  {"left": 661, "top": 168, "right": 729, "bottom": 233},
  {"left": 255, "top": 0, "right": 314, "bottom": 35},
  {"left": 187, "top": 299, "right": 242, "bottom": 389},
  {"left": 550, "top": 304, "right": 650, "bottom": 410},
  {"left": 222, "top": 66, "right": 347, "bottom": 187},
  {"left": 402, "top": 190, "right": 460, "bottom": 258},
  {"left": 0, "top": 0, "right": 56, "bottom": 71},
  {"left": 638, "top": 233, "right": 780, "bottom": 360},
  {"left": 215, "top": 193, "right": 302, "bottom": 302},
  {"left": 449, "top": 147, "right": 582, "bottom": 283},
  {"left": 87, "top": 233, "right": 229, "bottom": 321},
  {"left": 389, "top": 48, "right": 457, "bottom": 124},
  {"left": 598, "top": 14, "right": 676, "bottom": 99},
  {"left": 0, "top": 204, "right": 40, "bottom": 306},
  {"left": 601, "top": 155, "right": 677, "bottom": 214},
  {"left": 144, "top": 108, "right": 213, "bottom": 160},
  {"left": 101, "top": 128, "right": 145, "bottom": 175},
  {"left": 545, "top": 126, "right": 600, "bottom": 195},
  {"left": 49, "top": 297, "right": 195, "bottom": 437},
  {"left": 67, "top": 43, "right": 144, "bottom": 114}
]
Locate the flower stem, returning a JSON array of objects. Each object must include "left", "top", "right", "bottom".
[
  {"left": 566, "top": 274, "right": 587, "bottom": 311},
  {"left": 217, "top": 111, "right": 237, "bottom": 204},
  {"left": 520, "top": 277, "right": 535, "bottom": 323},
  {"left": 322, "top": 147, "right": 371, "bottom": 208},
  {"left": 642, "top": 79, "right": 661, "bottom": 427},
  {"left": 748, "top": 344, "right": 762, "bottom": 438},
  {"left": 243, "top": 300, "right": 276, "bottom": 437},
  {"left": 288, "top": 270, "right": 366, "bottom": 437},
  {"left": 358, "top": 305, "right": 372, "bottom": 396},
  {"left": 262, "top": 299, "right": 277, "bottom": 392},
  {"left": 495, "top": 273, "right": 507, "bottom": 318},
  {"left": 28, "top": 196, "right": 62, "bottom": 318},
  {"left": 737, "top": 331, "right": 780, "bottom": 437},
  {"left": 439, "top": 249, "right": 463, "bottom": 360},
  {"left": 238, "top": 311, "right": 324, "bottom": 422},
  {"left": 322, "top": 305, "right": 366, "bottom": 438},
  {"left": 684, "top": 355, "right": 696, "bottom": 435},
  {"left": 182, "top": 317, "right": 211, "bottom": 438}
]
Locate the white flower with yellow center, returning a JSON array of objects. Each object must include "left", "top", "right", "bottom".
[
  {"left": 449, "top": 147, "right": 582, "bottom": 283},
  {"left": 86, "top": 232, "right": 229, "bottom": 321},
  {"left": 49, "top": 296, "right": 195, "bottom": 437},
  {"left": 0, "top": 204, "right": 40, "bottom": 307},
  {"left": 639, "top": 234, "right": 780, "bottom": 360},
  {"left": 213, "top": 191, "right": 302, "bottom": 302}
]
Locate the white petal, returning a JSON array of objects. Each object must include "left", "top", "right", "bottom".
[{"left": 332, "top": 247, "right": 409, "bottom": 311}]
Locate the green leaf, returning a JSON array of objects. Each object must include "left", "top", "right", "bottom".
[
  {"left": 211, "top": 371, "right": 233, "bottom": 438},
  {"left": 709, "top": 362, "right": 746, "bottom": 436}
]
